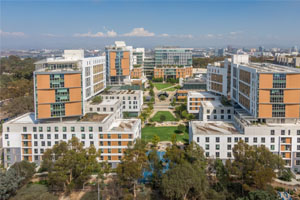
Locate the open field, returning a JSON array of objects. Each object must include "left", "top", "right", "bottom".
[
  {"left": 151, "top": 111, "right": 176, "bottom": 122},
  {"left": 153, "top": 83, "right": 174, "bottom": 90},
  {"left": 142, "top": 126, "right": 189, "bottom": 143}
]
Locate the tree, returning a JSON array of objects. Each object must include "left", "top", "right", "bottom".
[
  {"left": 10, "top": 160, "right": 36, "bottom": 185},
  {"left": 237, "top": 190, "right": 280, "bottom": 200},
  {"left": 159, "top": 114, "right": 166, "bottom": 122},
  {"left": 91, "top": 96, "right": 102, "bottom": 104},
  {"left": 177, "top": 124, "right": 185, "bottom": 133},
  {"left": 148, "top": 149, "right": 164, "bottom": 189},
  {"left": 228, "top": 140, "right": 285, "bottom": 192},
  {"left": 41, "top": 137, "right": 101, "bottom": 192},
  {"left": 278, "top": 168, "right": 294, "bottom": 182},
  {"left": 116, "top": 139, "right": 148, "bottom": 199},
  {"left": 0, "top": 168, "right": 24, "bottom": 200},
  {"left": 151, "top": 135, "right": 160, "bottom": 147},
  {"left": 123, "top": 112, "right": 130, "bottom": 119}
]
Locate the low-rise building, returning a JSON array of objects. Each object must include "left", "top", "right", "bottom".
[
  {"left": 189, "top": 120, "right": 300, "bottom": 173},
  {"left": 100, "top": 89, "right": 143, "bottom": 116},
  {"left": 85, "top": 99, "right": 122, "bottom": 119},
  {"left": 153, "top": 66, "right": 193, "bottom": 80},
  {"left": 2, "top": 112, "right": 141, "bottom": 168}
]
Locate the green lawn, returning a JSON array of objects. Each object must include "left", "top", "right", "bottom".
[
  {"left": 151, "top": 111, "right": 176, "bottom": 122},
  {"left": 162, "top": 86, "right": 177, "bottom": 91},
  {"left": 153, "top": 83, "right": 173, "bottom": 90},
  {"left": 142, "top": 126, "right": 189, "bottom": 143}
]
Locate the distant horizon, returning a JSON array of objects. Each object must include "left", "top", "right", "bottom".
[{"left": 1, "top": 0, "right": 300, "bottom": 50}]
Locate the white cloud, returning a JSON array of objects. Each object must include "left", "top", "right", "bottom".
[
  {"left": 206, "top": 34, "right": 214, "bottom": 38},
  {"left": 160, "top": 33, "right": 169, "bottom": 37},
  {"left": 123, "top": 28, "right": 155, "bottom": 37},
  {"left": 42, "top": 33, "right": 60, "bottom": 37},
  {"left": 74, "top": 29, "right": 117, "bottom": 38},
  {"left": 0, "top": 30, "right": 25, "bottom": 37}
]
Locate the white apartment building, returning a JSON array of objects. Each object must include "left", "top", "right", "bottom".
[
  {"left": 187, "top": 91, "right": 233, "bottom": 121},
  {"left": 2, "top": 112, "right": 141, "bottom": 168},
  {"left": 100, "top": 89, "right": 143, "bottom": 116},
  {"left": 189, "top": 120, "right": 300, "bottom": 173}
]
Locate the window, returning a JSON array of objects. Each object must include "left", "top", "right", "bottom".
[
  {"left": 34, "top": 134, "right": 37, "bottom": 139},
  {"left": 297, "top": 138, "right": 300, "bottom": 143},
  {"left": 271, "top": 130, "right": 275, "bottom": 135},
  {"left": 213, "top": 109, "right": 216, "bottom": 114},
  {"left": 221, "top": 109, "right": 224, "bottom": 114},
  {"left": 72, "top": 134, "right": 76, "bottom": 138},
  {"left": 234, "top": 137, "right": 238, "bottom": 143},
  {"left": 228, "top": 115, "right": 231, "bottom": 120},
  {"left": 207, "top": 116, "right": 210, "bottom": 120},
  {"left": 271, "top": 137, "right": 275, "bottom": 143},
  {"left": 205, "top": 137, "right": 209, "bottom": 143},
  {"left": 81, "top": 127, "right": 85, "bottom": 132},
  {"left": 47, "top": 134, "right": 51, "bottom": 139},
  {"left": 89, "top": 134, "right": 93, "bottom": 139},
  {"left": 118, "top": 134, "right": 122, "bottom": 139},
  {"left": 107, "top": 134, "right": 111, "bottom": 139},
  {"left": 5, "top": 134, "right": 8, "bottom": 139},
  {"left": 261, "top": 137, "right": 265, "bottom": 143},
  {"left": 41, "top": 141, "right": 45, "bottom": 146},
  {"left": 98, "top": 127, "right": 102, "bottom": 132},
  {"left": 207, "top": 109, "right": 210, "bottom": 114},
  {"left": 245, "top": 137, "right": 249, "bottom": 143},
  {"left": 253, "top": 137, "right": 257, "bottom": 143},
  {"left": 227, "top": 152, "right": 232, "bottom": 158},
  {"left": 108, "top": 141, "right": 111, "bottom": 146},
  {"left": 227, "top": 145, "right": 231, "bottom": 150},
  {"left": 216, "top": 152, "right": 220, "bottom": 158},
  {"left": 216, "top": 137, "right": 220, "bottom": 143},
  {"left": 35, "top": 156, "right": 39, "bottom": 161},
  {"left": 47, "top": 127, "right": 51, "bottom": 132},
  {"left": 40, "top": 149, "right": 44, "bottom": 154},
  {"left": 108, "top": 156, "right": 111, "bottom": 160},
  {"left": 55, "top": 134, "right": 58, "bottom": 139},
  {"left": 23, "top": 127, "right": 27, "bottom": 132},
  {"left": 118, "top": 149, "right": 122, "bottom": 153},
  {"left": 34, "top": 141, "right": 38, "bottom": 146},
  {"left": 197, "top": 137, "right": 200, "bottom": 143},
  {"left": 40, "top": 134, "right": 44, "bottom": 139},
  {"left": 34, "top": 149, "right": 38, "bottom": 154},
  {"left": 118, "top": 141, "right": 122, "bottom": 146},
  {"left": 55, "top": 127, "right": 59, "bottom": 132},
  {"left": 270, "top": 145, "right": 275, "bottom": 150},
  {"left": 227, "top": 137, "right": 231, "bottom": 143},
  {"left": 281, "top": 130, "right": 285, "bottom": 135},
  {"left": 297, "top": 130, "right": 300, "bottom": 135},
  {"left": 100, "top": 141, "right": 103, "bottom": 146},
  {"left": 214, "top": 115, "right": 217, "bottom": 120},
  {"left": 90, "top": 141, "right": 94, "bottom": 145},
  {"left": 81, "top": 134, "right": 86, "bottom": 139},
  {"left": 205, "top": 144, "right": 209, "bottom": 150},
  {"left": 89, "top": 108, "right": 93, "bottom": 112},
  {"left": 47, "top": 141, "right": 51, "bottom": 146},
  {"left": 227, "top": 109, "right": 231, "bottom": 114},
  {"left": 89, "top": 127, "right": 93, "bottom": 132},
  {"left": 216, "top": 144, "right": 220, "bottom": 150},
  {"left": 103, "top": 107, "right": 106, "bottom": 111},
  {"left": 63, "top": 134, "right": 67, "bottom": 139},
  {"left": 297, "top": 145, "right": 300, "bottom": 150},
  {"left": 39, "top": 127, "right": 43, "bottom": 132},
  {"left": 205, "top": 152, "right": 209, "bottom": 157},
  {"left": 71, "top": 127, "right": 75, "bottom": 132},
  {"left": 108, "top": 149, "right": 111, "bottom": 153},
  {"left": 82, "top": 141, "right": 85, "bottom": 146},
  {"left": 97, "top": 108, "right": 100, "bottom": 112},
  {"left": 63, "top": 127, "right": 67, "bottom": 132},
  {"left": 33, "top": 127, "right": 37, "bottom": 132},
  {"left": 111, "top": 108, "right": 114, "bottom": 112},
  {"left": 100, "top": 134, "right": 103, "bottom": 139},
  {"left": 221, "top": 115, "right": 224, "bottom": 119}
]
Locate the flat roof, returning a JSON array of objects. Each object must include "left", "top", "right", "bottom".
[
  {"left": 191, "top": 121, "right": 240, "bottom": 135},
  {"left": 80, "top": 113, "right": 109, "bottom": 122},
  {"left": 102, "top": 89, "right": 140, "bottom": 95},
  {"left": 242, "top": 62, "right": 300, "bottom": 73},
  {"left": 109, "top": 119, "right": 139, "bottom": 132},
  {"left": 201, "top": 100, "right": 232, "bottom": 108},
  {"left": 188, "top": 91, "right": 218, "bottom": 98},
  {"left": 88, "top": 99, "right": 120, "bottom": 106}
]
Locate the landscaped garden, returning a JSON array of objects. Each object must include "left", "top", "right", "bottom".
[
  {"left": 141, "top": 126, "right": 189, "bottom": 143},
  {"left": 150, "top": 111, "right": 176, "bottom": 122},
  {"left": 153, "top": 83, "right": 174, "bottom": 90}
]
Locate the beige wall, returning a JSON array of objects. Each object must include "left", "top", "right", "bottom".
[
  {"left": 258, "top": 104, "right": 272, "bottom": 118},
  {"left": 259, "top": 74, "right": 273, "bottom": 89}
]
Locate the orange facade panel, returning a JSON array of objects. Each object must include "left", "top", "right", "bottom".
[
  {"left": 38, "top": 104, "right": 51, "bottom": 119},
  {"left": 286, "top": 74, "right": 300, "bottom": 88},
  {"left": 259, "top": 74, "right": 273, "bottom": 89},
  {"left": 69, "top": 88, "right": 82, "bottom": 102},
  {"left": 65, "top": 102, "right": 82, "bottom": 116},
  {"left": 286, "top": 138, "right": 291, "bottom": 144},
  {"left": 284, "top": 90, "right": 300, "bottom": 104},
  {"left": 285, "top": 152, "right": 291, "bottom": 158},
  {"left": 36, "top": 74, "right": 50, "bottom": 89},
  {"left": 37, "top": 90, "right": 55, "bottom": 104},
  {"left": 258, "top": 104, "right": 272, "bottom": 118},
  {"left": 123, "top": 51, "right": 130, "bottom": 59},
  {"left": 64, "top": 74, "right": 81, "bottom": 88},
  {"left": 285, "top": 104, "right": 300, "bottom": 118},
  {"left": 259, "top": 90, "right": 270, "bottom": 103}
]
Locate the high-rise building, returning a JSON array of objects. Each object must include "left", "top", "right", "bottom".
[
  {"left": 34, "top": 50, "right": 106, "bottom": 120},
  {"left": 105, "top": 41, "right": 133, "bottom": 85},
  {"left": 154, "top": 47, "right": 193, "bottom": 66},
  {"left": 133, "top": 48, "right": 145, "bottom": 66}
]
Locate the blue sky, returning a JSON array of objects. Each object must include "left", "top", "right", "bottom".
[{"left": 1, "top": 0, "right": 300, "bottom": 49}]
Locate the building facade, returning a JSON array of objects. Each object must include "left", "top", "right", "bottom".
[
  {"left": 153, "top": 66, "right": 193, "bottom": 80},
  {"left": 105, "top": 41, "right": 133, "bottom": 85},
  {"left": 154, "top": 47, "right": 193, "bottom": 66},
  {"left": 34, "top": 50, "right": 105, "bottom": 120}
]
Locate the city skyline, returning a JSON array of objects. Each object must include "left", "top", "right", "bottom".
[{"left": 1, "top": 0, "right": 300, "bottom": 49}]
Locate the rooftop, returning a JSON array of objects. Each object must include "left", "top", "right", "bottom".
[
  {"left": 89, "top": 99, "right": 120, "bottom": 106},
  {"left": 188, "top": 91, "right": 218, "bottom": 99},
  {"left": 102, "top": 89, "right": 141, "bottom": 95},
  {"left": 201, "top": 100, "right": 232, "bottom": 108},
  {"left": 191, "top": 121, "right": 240, "bottom": 135},
  {"left": 80, "top": 113, "right": 109, "bottom": 122},
  {"left": 242, "top": 62, "right": 300, "bottom": 73},
  {"left": 109, "top": 119, "right": 139, "bottom": 132}
]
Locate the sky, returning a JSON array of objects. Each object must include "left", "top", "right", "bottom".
[{"left": 1, "top": 0, "right": 300, "bottom": 50}]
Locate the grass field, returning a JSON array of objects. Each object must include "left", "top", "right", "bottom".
[
  {"left": 153, "top": 83, "right": 173, "bottom": 90},
  {"left": 142, "top": 126, "right": 189, "bottom": 143},
  {"left": 151, "top": 111, "right": 176, "bottom": 122},
  {"left": 162, "top": 86, "right": 177, "bottom": 91}
]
